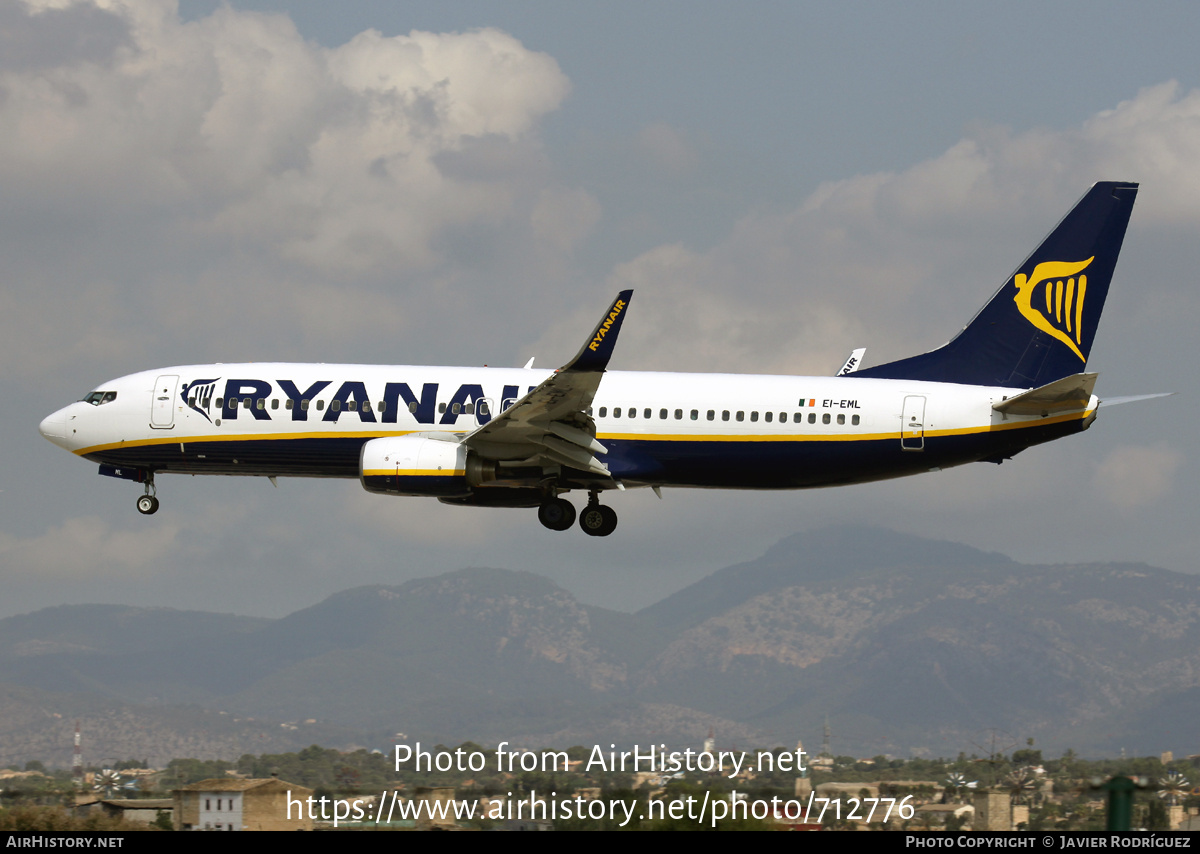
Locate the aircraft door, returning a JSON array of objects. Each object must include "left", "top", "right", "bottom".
[
  {"left": 901, "top": 395, "right": 925, "bottom": 451},
  {"left": 150, "top": 374, "right": 179, "bottom": 429}
]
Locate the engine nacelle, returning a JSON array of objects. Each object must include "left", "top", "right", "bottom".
[{"left": 360, "top": 435, "right": 472, "bottom": 497}]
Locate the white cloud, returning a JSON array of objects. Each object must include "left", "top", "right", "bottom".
[
  {"left": 531, "top": 187, "right": 602, "bottom": 257},
  {"left": 0, "top": 515, "right": 180, "bottom": 578},
  {"left": 1091, "top": 443, "right": 1182, "bottom": 508},
  {"left": 602, "top": 82, "right": 1200, "bottom": 375},
  {"left": 0, "top": 2, "right": 569, "bottom": 270},
  {"left": 0, "top": 0, "right": 582, "bottom": 380}
]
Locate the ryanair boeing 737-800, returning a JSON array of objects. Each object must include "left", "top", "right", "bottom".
[{"left": 40, "top": 182, "right": 1159, "bottom": 536}]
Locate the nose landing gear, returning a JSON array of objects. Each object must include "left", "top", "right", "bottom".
[{"left": 136, "top": 474, "right": 159, "bottom": 515}]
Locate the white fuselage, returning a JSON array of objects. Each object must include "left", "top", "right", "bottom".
[{"left": 39, "top": 363, "right": 1095, "bottom": 492}]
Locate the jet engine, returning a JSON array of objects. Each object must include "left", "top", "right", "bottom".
[{"left": 360, "top": 435, "right": 473, "bottom": 498}]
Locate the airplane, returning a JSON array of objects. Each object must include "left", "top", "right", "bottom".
[{"left": 39, "top": 181, "right": 1159, "bottom": 537}]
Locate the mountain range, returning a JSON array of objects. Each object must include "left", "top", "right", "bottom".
[{"left": 2, "top": 526, "right": 1198, "bottom": 765}]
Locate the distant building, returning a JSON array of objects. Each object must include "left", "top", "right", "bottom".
[
  {"left": 100, "top": 799, "right": 173, "bottom": 826},
  {"left": 816, "top": 782, "right": 880, "bottom": 800},
  {"left": 915, "top": 803, "right": 974, "bottom": 828},
  {"left": 972, "top": 790, "right": 1012, "bottom": 831},
  {"left": 174, "top": 777, "right": 313, "bottom": 831}
]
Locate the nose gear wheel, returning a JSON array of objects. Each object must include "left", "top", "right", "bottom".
[{"left": 136, "top": 473, "right": 159, "bottom": 515}]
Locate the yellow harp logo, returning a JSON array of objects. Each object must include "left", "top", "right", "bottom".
[{"left": 1012, "top": 257, "right": 1094, "bottom": 362}]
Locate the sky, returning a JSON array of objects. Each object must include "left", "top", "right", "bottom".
[{"left": 2, "top": 0, "right": 1198, "bottom": 619}]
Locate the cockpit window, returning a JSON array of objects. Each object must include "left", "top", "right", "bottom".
[{"left": 82, "top": 391, "right": 117, "bottom": 406}]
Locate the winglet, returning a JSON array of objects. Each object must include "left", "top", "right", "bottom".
[
  {"left": 836, "top": 348, "right": 866, "bottom": 376},
  {"left": 561, "top": 290, "right": 634, "bottom": 372}
]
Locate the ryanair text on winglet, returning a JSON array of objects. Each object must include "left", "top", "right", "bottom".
[{"left": 588, "top": 299, "right": 626, "bottom": 352}]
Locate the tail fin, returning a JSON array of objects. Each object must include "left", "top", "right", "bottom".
[{"left": 854, "top": 182, "right": 1138, "bottom": 388}]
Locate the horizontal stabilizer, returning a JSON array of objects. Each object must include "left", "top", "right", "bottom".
[
  {"left": 1098, "top": 392, "right": 1174, "bottom": 408},
  {"left": 992, "top": 372, "right": 1097, "bottom": 416}
]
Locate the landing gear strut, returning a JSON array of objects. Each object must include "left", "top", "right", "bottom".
[
  {"left": 537, "top": 496, "right": 575, "bottom": 531},
  {"left": 136, "top": 473, "right": 159, "bottom": 515},
  {"left": 578, "top": 492, "right": 617, "bottom": 537}
]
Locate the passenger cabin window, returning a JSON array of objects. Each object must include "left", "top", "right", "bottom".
[
  {"left": 331, "top": 400, "right": 341, "bottom": 412},
  {"left": 628, "top": 407, "right": 636, "bottom": 419},
  {"left": 674, "top": 409, "right": 682, "bottom": 420},
  {"left": 286, "top": 399, "right": 294, "bottom": 410},
  {"left": 316, "top": 400, "right": 325, "bottom": 411},
  {"left": 690, "top": 409, "right": 698, "bottom": 420},
  {"left": 822, "top": 413, "right": 831, "bottom": 424},
  {"left": 707, "top": 410, "right": 715, "bottom": 421},
  {"left": 409, "top": 401, "right": 418, "bottom": 413},
  {"left": 722, "top": 410, "right": 730, "bottom": 421},
  {"left": 793, "top": 413, "right": 801, "bottom": 423},
  {"left": 764, "top": 412, "right": 772, "bottom": 422},
  {"left": 271, "top": 399, "right": 279, "bottom": 410},
  {"left": 643, "top": 408, "right": 651, "bottom": 418},
  {"left": 852, "top": 414, "right": 860, "bottom": 425},
  {"left": 736, "top": 411, "right": 744, "bottom": 422},
  {"left": 614, "top": 407, "right": 622, "bottom": 418},
  {"left": 599, "top": 407, "right": 608, "bottom": 417},
  {"left": 750, "top": 411, "right": 758, "bottom": 422},
  {"left": 837, "top": 413, "right": 845, "bottom": 424},
  {"left": 808, "top": 412, "right": 816, "bottom": 424},
  {"left": 256, "top": 399, "right": 265, "bottom": 410},
  {"left": 659, "top": 409, "right": 668, "bottom": 419}
]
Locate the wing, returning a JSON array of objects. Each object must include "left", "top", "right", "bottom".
[{"left": 463, "top": 290, "right": 633, "bottom": 477}]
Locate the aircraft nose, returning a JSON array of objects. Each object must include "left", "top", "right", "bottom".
[{"left": 39, "top": 408, "right": 72, "bottom": 448}]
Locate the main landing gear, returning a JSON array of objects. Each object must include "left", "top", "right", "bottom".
[
  {"left": 537, "top": 492, "right": 618, "bottom": 537},
  {"left": 537, "top": 497, "right": 575, "bottom": 531},
  {"left": 578, "top": 496, "right": 618, "bottom": 537},
  {"left": 136, "top": 473, "right": 159, "bottom": 515}
]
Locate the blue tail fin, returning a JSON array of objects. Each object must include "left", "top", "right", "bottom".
[{"left": 854, "top": 182, "right": 1138, "bottom": 388}]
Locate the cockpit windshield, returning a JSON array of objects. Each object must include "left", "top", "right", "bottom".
[{"left": 82, "top": 391, "right": 118, "bottom": 406}]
